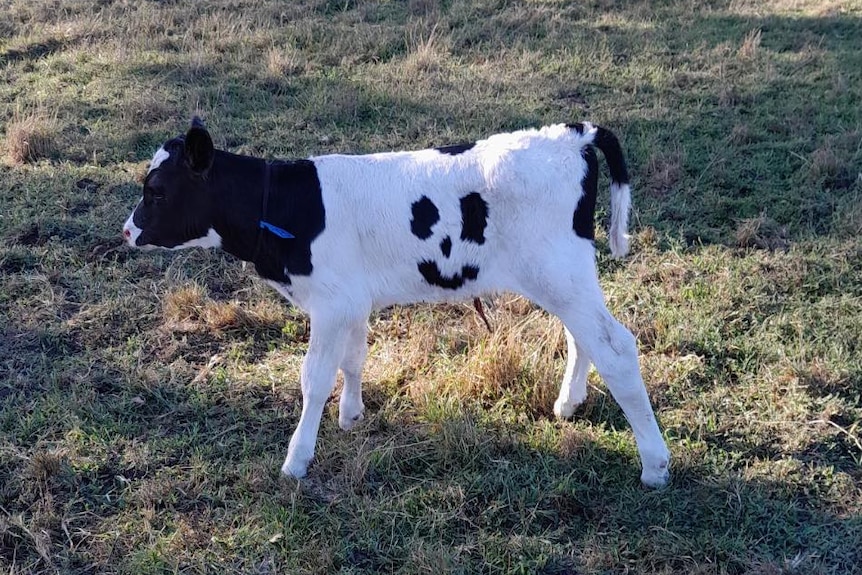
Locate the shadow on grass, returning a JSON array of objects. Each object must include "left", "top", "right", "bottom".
[{"left": 2, "top": 335, "right": 859, "bottom": 573}]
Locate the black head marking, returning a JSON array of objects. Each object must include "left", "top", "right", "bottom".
[
  {"left": 459, "top": 192, "right": 488, "bottom": 245},
  {"left": 410, "top": 196, "right": 439, "bottom": 240},
  {"left": 418, "top": 261, "right": 480, "bottom": 290},
  {"left": 440, "top": 236, "right": 452, "bottom": 258},
  {"left": 132, "top": 136, "right": 213, "bottom": 249},
  {"left": 436, "top": 142, "right": 476, "bottom": 156},
  {"left": 573, "top": 145, "right": 597, "bottom": 241}
]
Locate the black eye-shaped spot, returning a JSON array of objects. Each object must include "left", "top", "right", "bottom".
[
  {"left": 410, "top": 196, "right": 439, "bottom": 240},
  {"left": 459, "top": 192, "right": 488, "bottom": 245}
]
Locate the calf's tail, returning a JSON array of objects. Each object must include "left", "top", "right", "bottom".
[{"left": 591, "top": 125, "right": 632, "bottom": 258}]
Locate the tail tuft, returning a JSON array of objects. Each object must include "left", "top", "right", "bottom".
[
  {"left": 592, "top": 126, "right": 632, "bottom": 258},
  {"left": 608, "top": 182, "right": 631, "bottom": 258}
]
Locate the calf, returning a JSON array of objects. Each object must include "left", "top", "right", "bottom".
[{"left": 123, "top": 118, "right": 670, "bottom": 487}]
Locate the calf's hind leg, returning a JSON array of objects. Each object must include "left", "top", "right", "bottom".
[
  {"left": 574, "top": 309, "right": 670, "bottom": 488},
  {"left": 338, "top": 321, "right": 368, "bottom": 431},
  {"left": 554, "top": 328, "right": 591, "bottom": 419},
  {"left": 520, "top": 262, "right": 670, "bottom": 487}
]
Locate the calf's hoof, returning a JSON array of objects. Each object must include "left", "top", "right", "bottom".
[
  {"left": 640, "top": 458, "right": 670, "bottom": 489},
  {"left": 339, "top": 410, "right": 365, "bottom": 431},
  {"left": 281, "top": 454, "right": 311, "bottom": 479},
  {"left": 553, "top": 394, "right": 586, "bottom": 420},
  {"left": 553, "top": 399, "right": 576, "bottom": 420}
]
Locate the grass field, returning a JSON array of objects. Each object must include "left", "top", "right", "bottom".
[{"left": 1, "top": 0, "right": 861, "bottom": 573}]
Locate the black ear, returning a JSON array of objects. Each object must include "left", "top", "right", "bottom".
[{"left": 185, "top": 118, "right": 214, "bottom": 174}]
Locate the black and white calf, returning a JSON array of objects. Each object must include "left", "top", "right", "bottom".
[{"left": 123, "top": 118, "right": 670, "bottom": 487}]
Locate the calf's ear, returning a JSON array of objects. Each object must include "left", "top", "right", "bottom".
[{"left": 185, "top": 118, "right": 214, "bottom": 174}]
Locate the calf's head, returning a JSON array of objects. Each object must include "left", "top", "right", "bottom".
[{"left": 123, "top": 118, "right": 221, "bottom": 250}]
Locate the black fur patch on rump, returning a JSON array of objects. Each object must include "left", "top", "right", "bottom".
[{"left": 572, "top": 146, "right": 597, "bottom": 241}]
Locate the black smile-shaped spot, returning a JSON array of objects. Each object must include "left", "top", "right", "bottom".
[{"left": 418, "top": 261, "right": 479, "bottom": 290}]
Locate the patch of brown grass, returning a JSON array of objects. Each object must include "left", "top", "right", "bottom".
[
  {"left": 445, "top": 299, "right": 564, "bottom": 416},
  {"left": 402, "top": 23, "right": 447, "bottom": 75},
  {"left": 266, "top": 45, "right": 306, "bottom": 78},
  {"left": 807, "top": 133, "right": 859, "bottom": 191},
  {"left": 162, "top": 283, "right": 287, "bottom": 334},
  {"left": 25, "top": 450, "right": 65, "bottom": 482},
  {"left": 366, "top": 296, "right": 564, "bottom": 417},
  {"left": 735, "top": 212, "right": 789, "bottom": 250},
  {"left": 5, "top": 110, "right": 59, "bottom": 164},
  {"left": 643, "top": 148, "right": 683, "bottom": 197},
  {"left": 738, "top": 28, "right": 762, "bottom": 60}
]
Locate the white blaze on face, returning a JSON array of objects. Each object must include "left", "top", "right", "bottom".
[
  {"left": 148, "top": 147, "right": 170, "bottom": 174},
  {"left": 122, "top": 202, "right": 144, "bottom": 247},
  {"left": 122, "top": 147, "right": 171, "bottom": 247}
]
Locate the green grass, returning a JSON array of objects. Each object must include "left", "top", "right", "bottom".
[{"left": 1, "top": 0, "right": 861, "bottom": 573}]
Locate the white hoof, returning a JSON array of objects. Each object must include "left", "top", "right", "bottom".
[
  {"left": 554, "top": 395, "right": 587, "bottom": 419},
  {"left": 339, "top": 410, "right": 365, "bottom": 431},
  {"left": 640, "top": 457, "right": 671, "bottom": 489},
  {"left": 281, "top": 453, "right": 311, "bottom": 479},
  {"left": 554, "top": 398, "right": 577, "bottom": 420}
]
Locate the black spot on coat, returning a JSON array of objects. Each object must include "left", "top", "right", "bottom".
[
  {"left": 440, "top": 236, "right": 452, "bottom": 258},
  {"left": 435, "top": 143, "right": 476, "bottom": 156},
  {"left": 410, "top": 196, "right": 440, "bottom": 240},
  {"left": 572, "top": 146, "right": 597, "bottom": 241},
  {"left": 418, "top": 261, "right": 479, "bottom": 290},
  {"left": 459, "top": 192, "right": 489, "bottom": 245},
  {"left": 251, "top": 159, "right": 325, "bottom": 282},
  {"left": 566, "top": 122, "right": 586, "bottom": 135}
]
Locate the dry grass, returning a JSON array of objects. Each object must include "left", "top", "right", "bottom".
[
  {"left": 163, "top": 283, "right": 288, "bottom": 334},
  {"left": 266, "top": 45, "right": 306, "bottom": 78},
  {"left": 643, "top": 148, "right": 684, "bottom": 197},
  {"left": 403, "top": 23, "right": 446, "bottom": 74},
  {"left": 738, "top": 28, "right": 762, "bottom": 60},
  {"left": 5, "top": 109, "right": 59, "bottom": 164},
  {"left": 735, "top": 212, "right": 789, "bottom": 250}
]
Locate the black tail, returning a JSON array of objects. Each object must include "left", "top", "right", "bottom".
[{"left": 568, "top": 122, "right": 633, "bottom": 257}]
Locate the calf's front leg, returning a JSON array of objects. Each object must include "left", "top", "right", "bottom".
[{"left": 282, "top": 309, "right": 360, "bottom": 479}]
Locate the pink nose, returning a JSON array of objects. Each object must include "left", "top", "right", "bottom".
[{"left": 123, "top": 228, "right": 131, "bottom": 239}]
